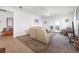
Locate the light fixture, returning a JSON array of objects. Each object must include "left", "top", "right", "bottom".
[
  {"left": 45, "top": 11, "right": 50, "bottom": 16},
  {"left": 65, "top": 19, "right": 69, "bottom": 22},
  {"left": 41, "top": 10, "right": 51, "bottom": 18}
]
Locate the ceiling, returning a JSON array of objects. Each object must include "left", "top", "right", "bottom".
[{"left": 14, "top": 6, "right": 76, "bottom": 18}]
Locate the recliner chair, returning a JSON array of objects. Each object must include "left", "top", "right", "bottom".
[{"left": 28, "top": 26, "right": 49, "bottom": 44}]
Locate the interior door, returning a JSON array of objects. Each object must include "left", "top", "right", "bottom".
[{"left": 6, "top": 18, "right": 13, "bottom": 28}]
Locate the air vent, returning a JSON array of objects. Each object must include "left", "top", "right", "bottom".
[{"left": 19, "top": 6, "right": 23, "bottom": 9}]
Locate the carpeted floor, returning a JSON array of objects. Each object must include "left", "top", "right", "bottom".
[
  {"left": 16, "top": 35, "right": 48, "bottom": 52},
  {"left": 17, "top": 33, "right": 79, "bottom": 53},
  {"left": 40, "top": 33, "right": 79, "bottom": 53}
]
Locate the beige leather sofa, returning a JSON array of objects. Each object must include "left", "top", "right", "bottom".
[{"left": 28, "top": 26, "right": 49, "bottom": 44}]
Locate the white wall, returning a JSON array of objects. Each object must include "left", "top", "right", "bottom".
[
  {"left": 42, "top": 13, "right": 74, "bottom": 32},
  {"left": 0, "top": 7, "right": 43, "bottom": 37},
  {"left": 0, "top": 7, "right": 75, "bottom": 37},
  {"left": 0, "top": 11, "right": 13, "bottom": 32},
  {"left": 14, "top": 10, "right": 43, "bottom": 37}
]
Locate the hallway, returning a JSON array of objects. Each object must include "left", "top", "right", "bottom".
[{"left": 40, "top": 33, "right": 79, "bottom": 53}]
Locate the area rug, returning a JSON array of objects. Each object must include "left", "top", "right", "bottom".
[{"left": 16, "top": 35, "right": 48, "bottom": 52}]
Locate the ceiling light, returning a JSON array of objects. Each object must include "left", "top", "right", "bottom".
[
  {"left": 46, "top": 12, "right": 50, "bottom": 16},
  {"left": 42, "top": 10, "right": 51, "bottom": 17}
]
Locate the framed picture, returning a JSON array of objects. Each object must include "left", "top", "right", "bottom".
[
  {"left": 44, "top": 21, "right": 47, "bottom": 24},
  {"left": 50, "top": 26, "right": 53, "bottom": 30},
  {"left": 55, "top": 26, "right": 59, "bottom": 30},
  {"left": 6, "top": 18, "right": 13, "bottom": 28},
  {"left": 35, "top": 19, "right": 39, "bottom": 25}
]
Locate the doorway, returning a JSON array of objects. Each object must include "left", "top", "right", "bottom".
[{"left": 0, "top": 9, "right": 13, "bottom": 37}]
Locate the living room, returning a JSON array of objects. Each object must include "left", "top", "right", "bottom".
[{"left": 0, "top": 6, "right": 79, "bottom": 53}]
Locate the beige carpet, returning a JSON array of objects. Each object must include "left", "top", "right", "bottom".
[{"left": 16, "top": 35, "right": 48, "bottom": 52}]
